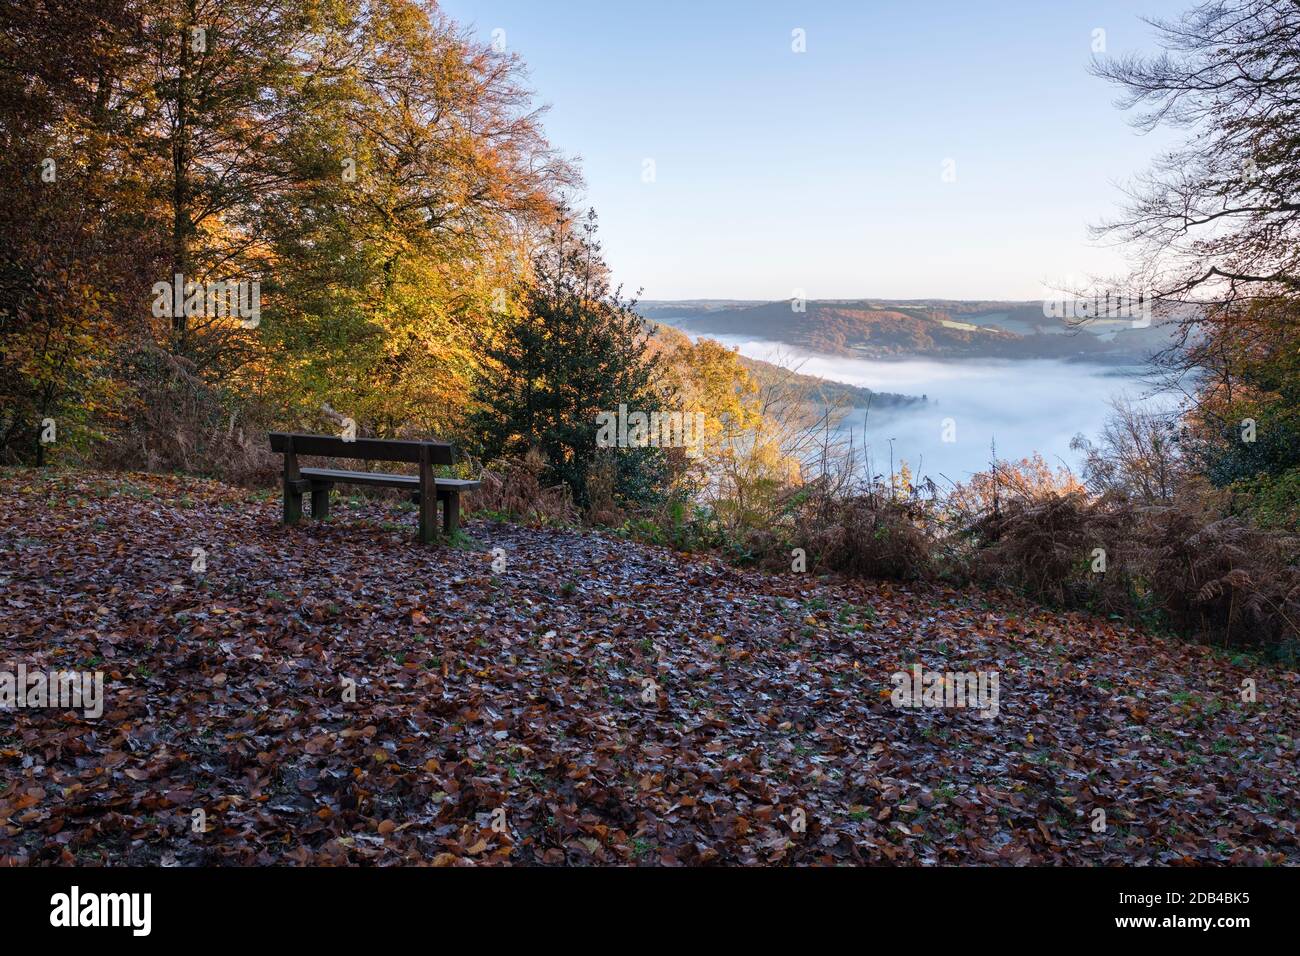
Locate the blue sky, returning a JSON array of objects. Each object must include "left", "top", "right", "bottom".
[{"left": 439, "top": 0, "right": 1191, "bottom": 301}]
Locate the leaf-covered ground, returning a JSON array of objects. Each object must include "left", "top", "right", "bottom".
[{"left": 1, "top": 469, "right": 1296, "bottom": 866}]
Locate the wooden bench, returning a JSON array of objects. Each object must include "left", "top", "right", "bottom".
[{"left": 268, "top": 432, "right": 481, "bottom": 543}]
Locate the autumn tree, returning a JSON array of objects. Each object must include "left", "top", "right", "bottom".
[
  {"left": 2, "top": 0, "right": 573, "bottom": 469},
  {"left": 1070, "top": 396, "right": 1184, "bottom": 503},
  {"left": 1093, "top": 1, "right": 1300, "bottom": 507},
  {"left": 0, "top": 0, "right": 163, "bottom": 464},
  {"left": 255, "top": 0, "right": 575, "bottom": 440},
  {"left": 1092, "top": 0, "right": 1300, "bottom": 310},
  {"left": 1182, "top": 297, "right": 1300, "bottom": 519}
]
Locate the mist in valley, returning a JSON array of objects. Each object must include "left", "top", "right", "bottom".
[{"left": 684, "top": 331, "right": 1163, "bottom": 484}]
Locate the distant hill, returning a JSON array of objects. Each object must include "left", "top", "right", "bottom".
[{"left": 639, "top": 299, "right": 1176, "bottom": 363}]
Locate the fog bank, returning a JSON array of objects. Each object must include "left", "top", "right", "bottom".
[{"left": 694, "top": 333, "right": 1158, "bottom": 483}]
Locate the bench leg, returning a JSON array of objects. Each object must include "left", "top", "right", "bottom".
[
  {"left": 283, "top": 483, "right": 302, "bottom": 525},
  {"left": 442, "top": 490, "right": 459, "bottom": 536},
  {"left": 311, "top": 482, "right": 332, "bottom": 520},
  {"left": 418, "top": 489, "right": 437, "bottom": 545}
]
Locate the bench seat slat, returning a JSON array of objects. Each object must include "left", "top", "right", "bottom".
[{"left": 300, "top": 467, "right": 416, "bottom": 488}]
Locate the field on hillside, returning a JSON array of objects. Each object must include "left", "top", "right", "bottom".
[{"left": 0, "top": 469, "right": 1296, "bottom": 865}]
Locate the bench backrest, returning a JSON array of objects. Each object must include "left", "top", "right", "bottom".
[{"left": 269, "top": 432, "right": 454, "bottom": 465}]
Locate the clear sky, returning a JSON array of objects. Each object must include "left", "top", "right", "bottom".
[{"left": 439, "top": 0, "right": 1191, "bottom": 301}]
